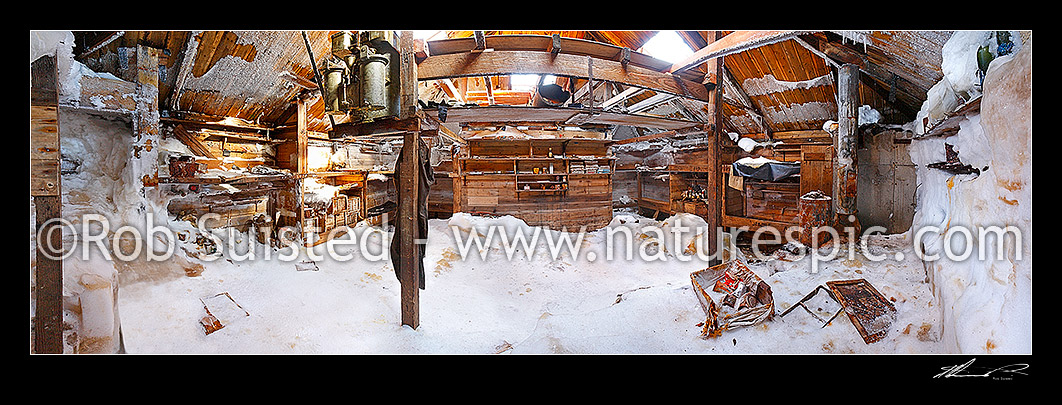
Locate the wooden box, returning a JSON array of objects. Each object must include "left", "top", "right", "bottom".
[
  {"left": 681, "top": 200, "right": 708, "bottom": 218},
  {"left": 346, "top": 195, "right": 360, "bottom": 214},
  {"left": 303, "top": 217, "right": 320, "bottom": 233},
  {"left": 330, "top": 196, "right": 347, "bottom": 214},
  {"left": 745, "top": 182, "right": 800, "bottom": 223}
]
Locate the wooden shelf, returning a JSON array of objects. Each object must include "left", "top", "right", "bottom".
[{"left": 517, "top": 188, "right": 566, "bottom": 193}]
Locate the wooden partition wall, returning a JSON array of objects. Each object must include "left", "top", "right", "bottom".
[{"left": 454, "top": 137, "right": 615, "bottom": 230}]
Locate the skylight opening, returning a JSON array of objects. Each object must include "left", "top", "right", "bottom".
[
  {"left": 413, "top": 30, "right": 444, "bottom": 41},
  {"left": 510, "top": 74, "right": 541, "bottom": 92},
  {"left": 639, "top": 30, "right": 694, "bottom": 64}
]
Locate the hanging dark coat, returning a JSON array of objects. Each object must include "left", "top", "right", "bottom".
[{"left": 390, "top": 136, "right": 434, "bottom": 290}]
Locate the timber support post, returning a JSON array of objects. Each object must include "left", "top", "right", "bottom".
[
  {"left": 397, "top": 30, "right": 422, "bottom": 329},
  {"left": 834, "top": 63, "right": 860, "bottom": 231},
  {"left": 705, "top": 31, "right": 723, "bottom": 267},
  {"left": 398, "top": 129, "right": 420, "bottom": 329},
  {"left": 31, "top": 53, "right": 62, "bottom": 353}
]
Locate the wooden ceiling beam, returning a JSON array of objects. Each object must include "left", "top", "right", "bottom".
[
  {"left": 799, "top": 34, "right": 921, "bottom": 118},
  {"left": 721, "top": 65, "right": 774, "bottom": 134},
  {"left": 438, "top": 78, "right": 466, "bottom": 104},
  {"left": 168, "top": 30, "right": 201, "bottom": 112},
  {"left": 601, "top": 85, "right": 644, "bottom": 111},
  {"left": 627, "top": 92, "right": 676, "bottom": 113},
  {"left": 77, "top": 31, "right": 125, "bottom": 59},
  {"left": 418, "top": 50, "right": 711, "bottom": 102}
]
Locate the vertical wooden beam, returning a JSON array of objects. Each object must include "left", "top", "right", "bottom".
[
  {"left": 834, "top": 63, "right": 860, "bottom": 227},
  {"left": 398, "top": 130, "right": 420, "bottom": 329},
  {"left": 295, "top": 92, "right": 310, "bottom": 244},
  {"left": 133, "top": 45, "right": 161, "bottom": 190},
  {"left": 705, "top": 31, "right": 723, "bottom": 266},
  {"left": 399, "top": 31, "right": 419, "bottom": 120},
  {"left": 397, "top": 31, "right": 421, "bottom": 329},
  {"left": 482, "top": 76, "right": 495, "bottom": 105},
  {"left": 31, "top": 54, "right": 62, "bottom": 354},
  {"left": 296, "top": 94, "right": 309, "bottom": 174}
]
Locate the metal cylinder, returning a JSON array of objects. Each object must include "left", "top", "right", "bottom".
[
  {"left": 343, "top": 55, "right": 358, "bottom": 111},
  {"left": 331, "top": 31, "right": 354, "bottom": 57},
  {"left": 533, "top": 83, "right": 570, "bottom": 107},
  {"left": 359, "top": 52, "right": 390, "bottom": 111},
  {"left": 323, "top": 61, "right": 346, "bottom": 114},
  {"left": 798, "top": 191, "right": 833, "bottom": 248}
]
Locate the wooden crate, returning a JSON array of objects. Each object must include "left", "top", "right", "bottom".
[
  {"left": 330, "top": 195, "right": 347, "bottom": 214},
  {"left": 745, "top": 182, "right": 800, "bottom": 223},
  {"left": 346, "top": 194, "right": 361, "bottom": 214},
  {"left": 680, "top": 200, "right": 708, "bottom": 218},
  {"left": 302, "top": 217, "right": 320, "bottom": 234}
]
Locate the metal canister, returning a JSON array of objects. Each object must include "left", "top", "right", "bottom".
[
  {"left": 359, "top": 52, "right": 390, "bottom": 111},
  {"left": 331, "top": 31, "right": 354, "bottom": 58},
  {"left": 323, "top": 59, "right": 347, "bottom": 114}
]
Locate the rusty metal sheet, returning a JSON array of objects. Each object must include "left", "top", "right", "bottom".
[
  {"left": 690, "top": 259, "right": 775, "bottom": 338},
  {"left": 199, "top": 292, "right": 250, "bottom": 335},
  {"left": 826, "top": 279, "right": 896, "bottom": 344}
]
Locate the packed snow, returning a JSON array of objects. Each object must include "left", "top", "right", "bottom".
[
  {"left": 906, "top": 33, "right": 1032, "bottom": 354},
  {"left": 111, "top": 211, "right": 946, "bottom": 354}
]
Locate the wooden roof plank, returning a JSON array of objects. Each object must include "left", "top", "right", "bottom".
[{"left": 669, "top": 30, "right": 809, "bottom": 74}]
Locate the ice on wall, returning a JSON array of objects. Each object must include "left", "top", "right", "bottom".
[
  {"left": 908, "top": 35, "right": 1031, "bottom": 353},
  {"left": 858, "top": 105, "right": 881, "bottom": 125},
  {"left": 762, "top": 101, "right": 836, "bottom": 125},
  {"left": 912, "top": 31, "right": 1024, "bottom": 135}
]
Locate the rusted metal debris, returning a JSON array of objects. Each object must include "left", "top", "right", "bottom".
[
  {"left": 780, "top": 279, "right": 897, "bottom": 344},
  {"left": 927, "top": 143, "right": 981, "bottom": 176},
  {"left": 168, "top": 155, "right": 200, "bottom": 178},
  {"left": 778, "top": 285, "right": 845, "bottom": 328},
  {"left": 797, "top": 191, "right": 833, "bottom": 248},
  {"left": 827, "top": 279, "right": 897, "bottom": 344},
  {"left": 690, "top": 259, "right": 775, "bottom": 338},
  {"left": 295, "top": 260, "right": 319, "bottom": 272},
  {"left": 199, "top": 292, "right": 250, "bottom": 335}
]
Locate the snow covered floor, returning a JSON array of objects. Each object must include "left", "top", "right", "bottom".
[{"left": 116, "top": 211, "right": 946, "bottom": 354}]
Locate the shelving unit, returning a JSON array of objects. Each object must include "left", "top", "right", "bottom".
[{"left": 455, "top": 137, "right": 615, "bottom": 230}]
